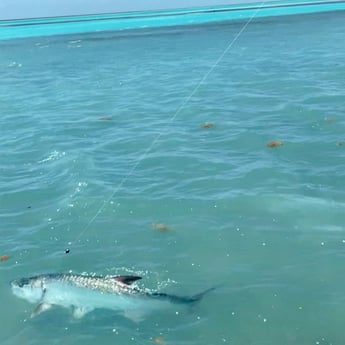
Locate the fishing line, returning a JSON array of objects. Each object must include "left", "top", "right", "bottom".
[{"left": 68, "top": 1, "right": 266, "bottom": 250}]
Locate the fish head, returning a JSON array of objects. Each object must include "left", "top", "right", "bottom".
[{"left": 11, "top": 276, "right": 45, "bottom": 303}]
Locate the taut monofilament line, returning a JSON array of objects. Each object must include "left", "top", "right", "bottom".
[{"left": 67, "top": 1, "right": 266, "bottom": 252}]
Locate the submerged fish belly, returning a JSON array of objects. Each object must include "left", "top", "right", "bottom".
[{"left": 43, "top": 282, "right": 147, "bottom": 312}]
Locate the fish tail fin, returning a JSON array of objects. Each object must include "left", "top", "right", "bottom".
[
  {"left": 189, "top": 287, "right": 216, "bottom": 303},
  {"left": 152, "top": 287, "right": 216, "bottom": 304}
]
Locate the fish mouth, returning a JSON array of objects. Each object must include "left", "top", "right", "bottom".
[
  {"left": 10, "top": 280, "right": 23, "bottom": 298},
  {"left": 10, "top": 279, "right": 18, "bottom": 287}
]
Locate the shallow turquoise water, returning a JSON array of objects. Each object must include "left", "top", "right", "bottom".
[{"left": 1, "top": 11, "right": 345, "bottom": 345}]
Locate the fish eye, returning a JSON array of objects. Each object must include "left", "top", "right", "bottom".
[{"left": 17, "top": 278, "right": 29, "bottom": 288}]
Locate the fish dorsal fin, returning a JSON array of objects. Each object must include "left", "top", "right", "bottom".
[{"left": 111, "top": 275, "right": 142, "bottom": 285}]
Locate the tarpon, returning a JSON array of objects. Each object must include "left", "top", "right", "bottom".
[{"left": 11, "top": 273, "right": 213, "bottom": 321}]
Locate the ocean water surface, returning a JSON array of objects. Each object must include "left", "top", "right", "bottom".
[{"left": 1, "top": 11, "right": 345, "bottom": 345}]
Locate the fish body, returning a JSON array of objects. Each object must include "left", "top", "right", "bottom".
[{"left": 11, "top": 273, "right": 212, "bottom": 321}]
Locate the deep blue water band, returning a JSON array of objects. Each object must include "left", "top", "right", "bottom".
[{"left": 1, "top": 0, "right": 345, "bottom": 40}]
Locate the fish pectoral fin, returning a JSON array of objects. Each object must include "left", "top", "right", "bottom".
[
  {"left": 72, "top": 306, "right": 92, "bottom": 319},
  {"left": 31, "top": 303, "right": 53, "bottom": 318},
  {"left": 123, "top": 309, "right": 146, "bottom": 323}
]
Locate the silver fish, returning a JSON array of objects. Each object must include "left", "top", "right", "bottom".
[{"left": 11, "top": 273, "right": 213, "bottom": 321}]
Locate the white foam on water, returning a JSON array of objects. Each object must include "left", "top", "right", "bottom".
[{"left": 38, "top": 150, "right": 66, "bottom": 163}]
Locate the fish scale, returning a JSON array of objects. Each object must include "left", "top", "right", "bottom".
[{"left": 47, "top": 274, "right": 139, "bottom": 294}]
